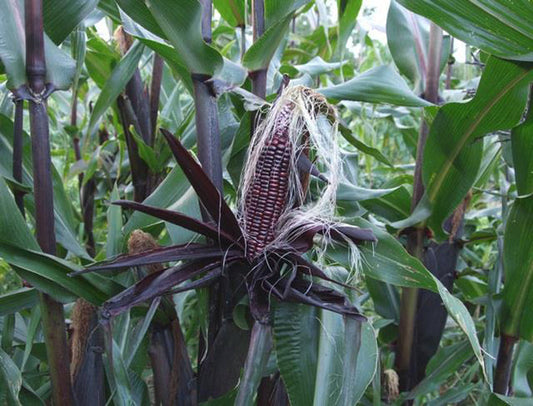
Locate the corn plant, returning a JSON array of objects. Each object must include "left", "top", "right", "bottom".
[{"left": 1, "top": 0, "right": 533, "bottom": 405}]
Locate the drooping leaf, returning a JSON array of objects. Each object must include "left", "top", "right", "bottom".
[
  {"left": 315, "top": 312, "right": 377, "bottom": 405},
  {"left": 78, "top": 243, "right": 239, "bottom": 274},
  {"left": 338, "top": 123, "right": 394, "bottom": 167},
  {"left": 292, "top": 56, "right": 347, "bottom": 76},
  {"left": 318, "top": 65, "right": 432, "bottom": 107},
  {"left": 329, "top": 218, "right": 487, "bottom": 380},
  {"left": 421, "top": 57, "right": 533, "bottom": 239},
  {"left": 87, "top": 41, "right": 144, "bottom": 135},
  {"left": 397, "top": 0, "right": 533, "bottom": 62},
  {"left": 0, "top": 241, "right": 116, "bottom": 304},
  {"left": 101, "top": 259, "right": 226, "bottom": 318}
]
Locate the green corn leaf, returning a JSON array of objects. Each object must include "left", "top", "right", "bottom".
[
  {"left": 511, "top": 105, "right": 533, "bottom": 196},
  {"left": 87, "top": 41, "right": 144, "bottom": 135},
  {"left": 213, "top": 0, "right": 245, "bottom": 27},
  {"left": 0, "top": 347, "right": 22, "bottom": 405},
  {"left": 329, "top": 218, "right": 487, "bottom": 380},
  {"left": 421, "top": 57, "right": 533, "bottom": 239},
  {"left": 501, "top": 194, "right": 533, "bottom": 341},
  {"left": 397, "top": 0, "right": 533, "bottom": 62},
  {"left": 386, "top": 0, "right": 450, "bottom": 93},
  {"left": 43, "top": 0, "right": 98, "bottom": 44},
  {"left": 0, "top": 288, "right": 39, "bottom": 317},
  {"left": 146, "top": 0, "right": 223, "bottom": 76},
  {"left": 0, "top": 0, "right": 75, "bottom": 91},
  {"left": 318, "top": 65, "right": 432, "bottom": 107},
  {"left": 274, "top": 303, "right": 319, "bottom": 406}
]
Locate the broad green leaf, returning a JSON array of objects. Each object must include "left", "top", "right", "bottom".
[
  {"left": 386, "top": 0, "right": 451, "bottom": 92},
  {"left": 243, "top": 15, "right": 293, "bottom": 71},
  {"left": 85, "top": 34, "right": 121, "bottom": 88},
  {"left": 338, "top": 123, "right": 393, "bottom": 166},
  {"left": 0, "top": 241, "right": 115, "bottom": 304},
  {"left": 213, "top": 0, "right": 244, "bottom": 27},
  {"left": 243, "top": 0, "right": 311, "bottom": 71},
  {"left": 318, "top": 65, "right": 432, "bottom": 107},
  {"left": 70, "top": 25, "right": 87, "bottom": 92},
  {"left": 0, "top": 347, "right": 22, "bottom": 405},
  {"left": 107, "top": 185, "right": 124, "bottom": 257},
  {"left": 337, "top": 183, "right": 401, "bottom": 202},
  {"left": 0, "top": 116, "right": 90, "bottom": 258},
  {"left": 336, "top": 0, "right": 362, "bottom": 58},
  {"left": 0, "top": 176, "right": 39, "bottom": 250},
  {"left": 501, "top": 194, "right": 533, "bottom": 341},
  {"left": 489, "top": 393, "right": 533, "bottom": 406},
  {"left": 292, "top": 56, "right": 347, "bottom": 76},
  {"left": 329, "top": 218, "right": 487, "bottom": 379},
  {"left": 146, "top": 0, "right": 223, "bottom": 75},
  {"left": 313, "top": 313, "right": 377, "bottom": 406},
  {"left": 116, "top": 0, "right": 167, "bottom": 39},
  {"left": 511, "top": 105, "right": 533, "bottom": 196},
  {"left": 87, "top": 41, "right": 144, "bottom": 135},
  {"left": 397, "top": 0, "right": 533, "bottom": 62},
  {"left": 0, "top": 288, "right": 39, "bottom": 317},
  {"left": 21, "top": 305, "right": 41, "bottom": 370},
  {"left": 422, "top": 57, "right": 533, "bottom": 239},
  {"left": 274, "top": 303, "right": 318, "bottom": 406},
  {"left": 265, "top": 0, "right": 309, "bottom": 31},
  {"left": 118, "top": 9, "right": 193, "bottom": 91},
  {"left": 43, "top": 0, "right": 98, "bottom": 44},
  {"left": 408, "top": 340, "right": 473, "bottom": 398},
  {"left": 512, "top": 341, "right": 533, "bottom": 398},
  {"left": 0, "top": 0, "right": 76, "bottom": 90},
  {"left": 120, "top": 6, "right": 246, "bottom": 88}
]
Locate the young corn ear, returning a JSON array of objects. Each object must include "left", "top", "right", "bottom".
[{"left": 239, "top": 86, "right": 343, "bottom": 261}]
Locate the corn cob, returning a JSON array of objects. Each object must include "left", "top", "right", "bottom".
[{"left": 243, "top": 101, "right": 295, "bottom": 259}]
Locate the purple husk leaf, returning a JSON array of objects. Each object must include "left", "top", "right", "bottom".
[
  {"left": 160, "top": 129, "right": 244, "bottom": 243},
  {"left": 114, "top": 200, "right": 242, "bottom": 247},
  {"left": 71, "top": 244, "right": 240, "bottom": 275}
]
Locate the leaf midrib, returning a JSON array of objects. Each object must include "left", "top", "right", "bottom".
[{"left": 428, "top": 68, "right": 531, "bottom": 203}]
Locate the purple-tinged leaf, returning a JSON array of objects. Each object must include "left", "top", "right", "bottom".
[
  {"left": 102, "top": 260, "right": 223, "bottom": 318},
  {"left": 286, "top": 253, "right": 359, "bottom": 292},
  {"left": 272, "top": 278, "right": 365, "bottom": 320},
  {"left": 330, "top": 224, "right": 377, "bottom": 244},
  {"left": 166, "top": 267, "right": 224, "bottom": 295},
  {"left": 289, "top": 223, "right": 376, "bottom": 253},
  {"left": 161, "top": 128, "right": 244, "bottom": 243},
  {"left": 71, "top": 244, "right": 242, "bottom": 275},
  {"left": 114, "top": 200, "right": 242, "bottom": 248}
]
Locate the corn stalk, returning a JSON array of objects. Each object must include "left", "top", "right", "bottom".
[
  {"left": 24, "top": 0, "right": 73, "bottom": 403},
  {"left": 396, "top": 22, "right": 442, "bottom": 391},
  {"left": 12, "top": 99, "right": 25, "bottom": 216}
]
